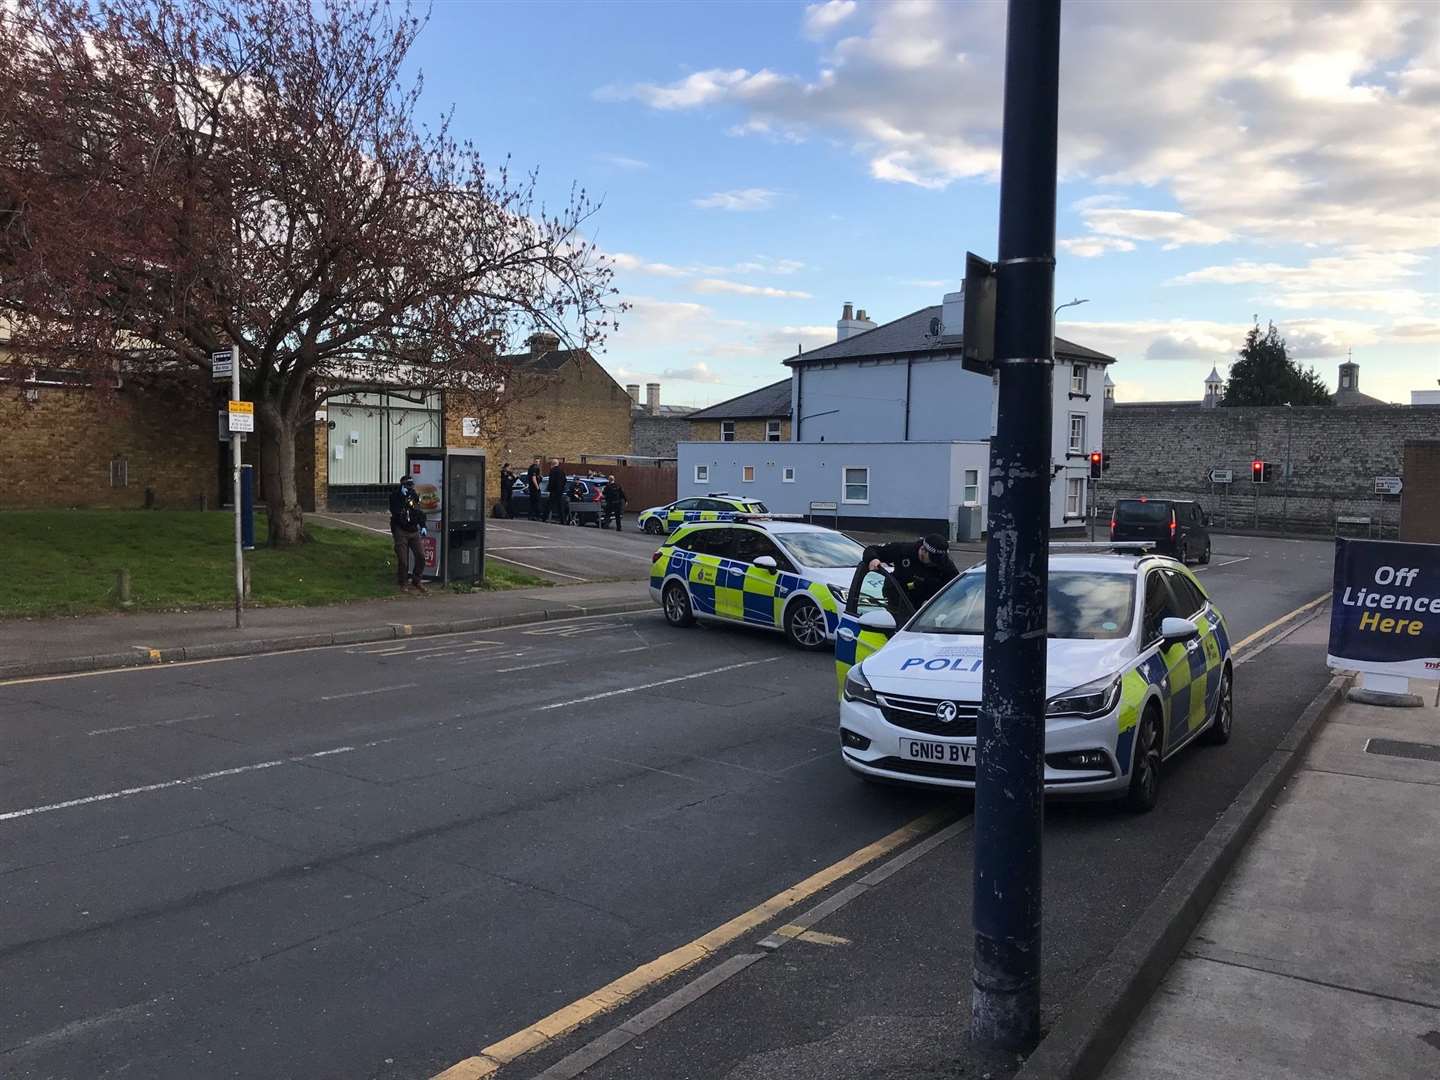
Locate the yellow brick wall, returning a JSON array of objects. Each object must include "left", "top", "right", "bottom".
[{"left": 688, "top": 418, "right": 790, "bottom": 443}]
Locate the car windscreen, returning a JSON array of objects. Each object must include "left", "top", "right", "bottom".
[
  {"left": 744, "top": 501, "right": 768, "bottom": 513},
  {"left": 776, "top": 531, "right": 864, "bottom": 568},
  {"left": 909, "top": 571, "right": 1136, "bottom": 640},
  {"left": 1115, "top": 500, "right": 1171, "bottom": 524}
]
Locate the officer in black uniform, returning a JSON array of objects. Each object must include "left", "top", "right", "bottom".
[
  {"left": 389, "top": 475, "right": 429, "bottom": 594},
  {"left": 861, "top": 534, "right": 958, "bottom": 608}
]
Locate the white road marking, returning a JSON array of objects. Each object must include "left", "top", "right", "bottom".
[
  {"left": 488, "top": 554, "right": 590, "bottom": 582},
  {"left": 494, "top": 644, "right": 646, "bottom": 674},
  {"left": 523, "top": 623, "right": 620, "bottom": 637},
  {"left": 538, "top": 658, "right": 780, "bottom": 711},
  {"left": 1217, "top": 557, "right": 1252, "bottom": 567},
  {"left": 319, "top": 683, "right": 417, "bottom": 701},
  {"left": 0, "top": 739, "right": 392, "bottom": 824},
  {"left": 380, "top": 639, "right": 502, "bottom": 657},
  {"left": 87, "top": 713, "right": 215, "bottom": 737}
]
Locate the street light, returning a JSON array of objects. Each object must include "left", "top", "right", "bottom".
[{"left": 1053, "top": 297, "right": 1089, "bottom": 319}]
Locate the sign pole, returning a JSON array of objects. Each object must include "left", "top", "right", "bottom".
[
  {"left": 973, "top": 0, "right": 1061, "bottom": 1056},
  {"left": 230, "top": 344, "right": 244, "bottom": 629}
]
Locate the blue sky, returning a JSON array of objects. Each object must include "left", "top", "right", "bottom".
[{"left": 409, "top": 0, "right": 1439, "bottom": 408}]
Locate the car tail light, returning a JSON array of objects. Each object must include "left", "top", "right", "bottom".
[
  {"left": 1169, "top": 512, "right": 1177, "bottom": 539},
  {"left": 1109, "top": 516, "right": 1116, "bottom": 538}
]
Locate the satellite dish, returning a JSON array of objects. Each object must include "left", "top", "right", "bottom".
[{"left": 928, "top": 316, "right": 942, "bottom": 336}]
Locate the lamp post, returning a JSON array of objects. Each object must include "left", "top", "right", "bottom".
[{"left": 1053, "top": 297, "right": 1089, "bottom": 337}]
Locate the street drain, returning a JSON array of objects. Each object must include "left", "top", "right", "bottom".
[{"left": 1365, "top": 738, "right": 1440, "bottom": 763}]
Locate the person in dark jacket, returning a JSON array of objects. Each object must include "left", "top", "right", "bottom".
[
  {"left": 862, "top": 534, "right": 957, "bottom": 609},
  {"left": 526, "top": 457, "right": 543, "bottom": 520},
  {"left": 546, "top": 458, "right": 569, "bottom": 525},
  {"left": 602, "top": 475, "right": 626, "bottom": 531},
  {"left": 389, "top": 475, "right": 429, "bottom": 593},
  {"left": 499, "top": 464, "right": 516, "bottom": 518}
]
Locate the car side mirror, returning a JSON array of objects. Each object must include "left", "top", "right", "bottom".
[
  {"left": 858, "top": 608, "right": 898, "bottom": 633},
  {"left": 1160, "top": 616, "right": 1199, "bottom": 642},
  {"left": 752, "top": 555, "right": 778, "bottom": 572}
]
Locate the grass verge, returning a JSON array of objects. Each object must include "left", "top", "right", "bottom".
[{"left": 0, "top": 510, "right": 548, "bottom": 618}]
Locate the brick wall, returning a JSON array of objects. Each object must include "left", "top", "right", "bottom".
[
  {"left": 1400, "top": 440, "right": 1440, "bottom": 543},
  {"left": 0, "top": 375, "right": 217, "bottom": 510},
  {"left": 1099, "top": 404, "right": 1440, "bottom": 534},
  {"left": 688, "top": 418, "right": 791, "bottom": 443},
  {"left": 296, "top": 420, "right": 328, "bottom": 512},
  {"left": 632, "top": 414, "right": 691, "bottom": 458}
]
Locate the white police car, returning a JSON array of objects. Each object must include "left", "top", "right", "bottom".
[
  {"left": 637, "top": 493, "right": 768, "bottom": 535},
  {"left": 834, "top": 548, "right": 1234, "bottom": 812}
]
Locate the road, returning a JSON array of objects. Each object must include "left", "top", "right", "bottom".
[{"left": 0, "top": 535, "right": 1334, "bottom": 1079}]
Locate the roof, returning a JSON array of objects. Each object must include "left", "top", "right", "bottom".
[
  {"left": 500, "top": 348, "right": 586, "bottom": 372},
  {"left": 686, "top": 378, "right": 793, "bottom": 421},
  {"left": 783, "top": 306, "right": 1115, "bottom": 367},
  {"left": 1206, "top": 366, "right": 1222, "bottom": 382},
  {"left": 1332, "top": 388, "right": 1388, "bottom": 407}
]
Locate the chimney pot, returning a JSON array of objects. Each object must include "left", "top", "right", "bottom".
[
  {"left": 842, "top": 302, "right": 854, "bottom": 321},
  {"left": 646, "top": 382, "right": 660, "bottom": 416}
]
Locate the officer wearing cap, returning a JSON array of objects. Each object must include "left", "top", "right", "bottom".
[
  {"left": 389, "top": 475, "right": 429, "bottom": 594},
  {"left": 862, "top": 533, "right": 958, "bottom": 608}
]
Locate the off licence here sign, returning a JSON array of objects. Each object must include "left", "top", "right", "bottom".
[{"left": 227, "top": 400, "right": 254, "bottom": 433}]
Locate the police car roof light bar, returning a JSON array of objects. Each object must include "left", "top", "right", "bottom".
[
  {"left": 731, "top": 512, "right": 806, "bottom": 523},
  {"left": 1049, "top": 541, "right": 1156, "bottom": 552}
]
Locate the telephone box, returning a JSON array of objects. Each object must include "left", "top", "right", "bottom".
[{"left": 403, "top": 447, "right": 487, "bottom": 584}]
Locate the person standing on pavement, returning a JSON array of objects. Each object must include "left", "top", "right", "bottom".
[
  {"left": 526, "top": 457, "right": 543, "bottom": 521},
  {"left": 389, "top": 475, "right": 429, "bottom": 594},
  {"left": 861, "top": 534, "right": 958, "bottom": 608},
  {"left": 602, "top": 474, "right": 626, "bottom": 531},
  {"left": 499, "top": 463, "right": 516, "bottom": 519},
  {"left": 547, "top": 457, "right": 569, "bottom": 525}
]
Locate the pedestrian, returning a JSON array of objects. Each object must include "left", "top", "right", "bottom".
[
  {"left": 526, "top": 456, "right": 543, "bottom": 520},
  {"left": 499, "top": 463, "right": 516, "bottom": 519},
  {"left": 389, "top": 474, "right": 429, "bottom": 594},
  {"left": 861, "top": 533, "right": 958, "bottom": 608},
  {"left": 547, "top": 457, "right": 569, "bottom": 525},
  {"left": 602, "top": 474, "right": 626, "bottom": 531}
]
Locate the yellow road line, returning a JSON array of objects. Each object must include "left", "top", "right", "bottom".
[
  {"left": 1233, "top": 591, "right": 1329, "bottom": 655},
  {"left": 431, "top": 805, "right": 957, "bottom": 1079}
]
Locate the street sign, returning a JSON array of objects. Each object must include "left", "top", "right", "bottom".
[
  {"left": 210, "top": 350, "right": 233, "bottom": 380},
  {"left": 1375, "top": 476, "right": 1403, "bottom": 496},
  {"left": 218, "top": 410, "right": 246, "bottom": 442},
  {"left": 227, "top": 399, "right": 254, "bottom": 433},
  {"left": 1209, "top": 469, "right": 1233, "bottom": 484},
  {"left": 962, "top": 251, "right": 997, "bottom": 374}
]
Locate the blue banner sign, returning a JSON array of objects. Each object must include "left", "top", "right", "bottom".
[{"left": 1327, "top": 538, "right": 1440, "bottom": 679}]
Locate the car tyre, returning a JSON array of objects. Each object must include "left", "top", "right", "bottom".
[
  {"left": 643, "top": 518, "right": 663, "bottom": 535},
  {"left": 784, "top": 598, "right": 828, "bottom": 651},
  {"left": 1202, "top": 666, "right": 1233, "bottom": 745},
  {"left": 1199, "top": 540, "right": 1212, "bottom": 565},
  {"left": 662, "top": 581, "right": 695, "bottom": 628},
  {"left": 1123, "top": 706, "right": 1163, "bottom": 813}
]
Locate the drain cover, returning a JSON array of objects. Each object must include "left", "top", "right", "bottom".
[{"left": 1365, "top": 738, "right": 1440, "bottom": 763}]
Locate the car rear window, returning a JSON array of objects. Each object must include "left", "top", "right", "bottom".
[
  {"left": 910, "top": 571, "right": 1136, "bottom": 640},
  {"left": 1115, "top": 500, "right": 1171, "bottom": 524}
]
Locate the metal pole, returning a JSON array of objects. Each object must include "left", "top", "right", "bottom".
[
  {"left": 973, "top": 0, "right": 1061, "bottom": 1055},
  {"left": 231, "top": 343, "right": 244, "bottom": 629}
]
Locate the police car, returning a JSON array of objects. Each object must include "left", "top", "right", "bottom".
[
  {"left": 637, "top": 493, "right": 769, "bottom": 536},
  {"left": 650, "top": 517, "right": 866, "bottom": 648},
  {"left": 835, "top": 547, "right": 1233, "bottom": 812}
]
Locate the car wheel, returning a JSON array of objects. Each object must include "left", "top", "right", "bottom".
[
  {"left": 1202, "top": 666, "right": 1233, "bottom": 745},
  {"left": 784, "top": 598, "right": 828, "bottom": 650},
  {"left": 1199, "top": 540, "right": 1212, "bottom": 565},
  {"left": 1124, "top": 706, "right": 1163, "bottom": 813},
  {"left": 643, "top": 518, "right": 662, "bottom": 535},
  {"left": 662, "top": 582, "right": 695, "bottom": 628}
]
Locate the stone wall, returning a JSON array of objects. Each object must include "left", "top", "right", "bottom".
[
  {"left": 1400, "top": 440, "right": 1440, "bottom": 543},
  {"left": 1098, "top": 403, "right": 1440, "bottom": 535},
  {"left": 688, "top": 418, "right": 792, "bottom": 443},
  {"left": 631, "top": 414, "right": 690, "bottom": 459}
]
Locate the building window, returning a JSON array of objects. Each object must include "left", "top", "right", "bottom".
[
  {"left": 110, "top": 456, "right": 129, "bottom": 488},
  {"left": 1071, "top": 364, "right": 1087, "bottom": 395},
  {"left": 1069, "top": 413, "right": 1086, "bottom": 454},
  {"left": 694, "top": 464, "right": 709, "bottom": 484},
  {"left": 766, "top": 419, "right": 781, "bottom": 442},
  {"left": 742, "top": 465, "right": 755, "bottom": 482},
  {"left": 963, "top": 469, "right": 979, "bottom": 504},
  {"left": 782, "top": 466, "right": 796, "bottom": 483},
  {"left": 1066, "top": 477, "right": 1085, "bottom": 518},
  {"left": 843, "top": 466, "right": 870, "bottom": 504},
  {"left": 721, "top": 421, "right": 735, "bottom": 442}
]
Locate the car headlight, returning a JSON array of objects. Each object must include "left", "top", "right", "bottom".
[
  {"left": 827, "top": 584, "right": 848, "bottom": 604},
  {"left": 843, "top": 664, "right": 881, "bottom": 707},
  {"left": 1046, "top": 674, "right": 1122, "bottom": 719}
]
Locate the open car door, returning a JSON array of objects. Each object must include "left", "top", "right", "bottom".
[{"left": 834, "top": 562, "right": 916, "bottom": 696}]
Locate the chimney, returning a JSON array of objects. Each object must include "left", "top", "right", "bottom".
[
  {"left": 646, "top": 382, "right": 660, "bottom": 416},
  {"left": 626, "top": 383, "right": 641, "bottom": 407},
  {"left": 941, "top": 291, "right": 964, "bottom": 336},
  {"left": 842, "top": 301, "right": 854, "bottom": 321},
  {"left": 527, "top": 331, "right": 561, "bottom": 356},
  {"left": 837, "top": 302, "right": 878, "bottom": 342}
]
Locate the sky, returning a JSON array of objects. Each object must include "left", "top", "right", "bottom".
[{"left": 408, "top": 0, "right": 1440, "bottom": 409}]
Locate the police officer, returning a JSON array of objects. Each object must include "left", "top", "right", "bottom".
[
  {"left": 499, "top": 463, "right": 516, "bottom": 519},
  {"left": 389, "top": 475, "right": 429, "bottom": 594},
  {"left": 546, "top": 457, "right": 568, "bottom": 524},
  {"left": 525, "top": 457, "right": 543, "bottom": 520},
  {"left": 862, "top": 534, "right": 957, "bottom": 608},
  {"left": 602, "top": 475, "right": 626, "bottom": 531}
]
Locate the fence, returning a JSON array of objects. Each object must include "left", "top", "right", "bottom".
[{"left": 574, "top": 457, "right": 677, "bottom": 510}]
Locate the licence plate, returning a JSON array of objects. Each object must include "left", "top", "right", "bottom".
[{"left": 898, "top": 738, "right": 974, "bottom": 765}]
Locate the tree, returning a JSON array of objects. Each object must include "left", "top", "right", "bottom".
[
  {"left": 1220, "top": 320, "right": 1332, "bottom": 407},
  {"left": 0, "top": 0, "right": 617, "bottom": 544}
]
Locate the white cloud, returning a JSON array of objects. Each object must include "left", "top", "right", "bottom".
[
  {"left": 693, "top": 278, "right": 812, "bottom": 299},
  {"left": 609, "top": 252, "right": 689, "bottom": 277},
  {"left": 693, "top": 187, "right": 780, "bottom": 211},
  {"left": 594, "top": 152, "right": 649, "bottom": 170},
  {"left": 1388, "top": 317, "right": 1440, "bottom": 341},
  {"left": 1072, "top": 207, "right": 1231, "bottom": 252},
  {"left": 804, "top": 1, "right": 858, "bottom": 38},
  {"left": 758, "top": 325, "right": 835, "bottom": 354},
  {"left": 1059, "top": 235, "right": 1136, "bottom": 258},
  {"left": 661, "top": 362, "right": 725, "bottom": 384},
  {"left": 1170, "top": 253, "right": 1428, "bottom": 289}
]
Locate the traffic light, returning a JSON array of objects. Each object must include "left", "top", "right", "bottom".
[
  {"left": 1089, "top": 451, "right": 1103, "bottom": 479},
  {"left": 1251, "top": 459, "right": 1271, "bottom": 484}
]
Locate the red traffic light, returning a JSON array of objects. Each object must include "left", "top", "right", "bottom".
[{"left": 1088, "top": 451, "right": 1103, "bottom": 479}]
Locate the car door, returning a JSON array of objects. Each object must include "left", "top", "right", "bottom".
[
  {"left": 730, "top": 528, "right": 796, "bottom": 628},
  {"left": 1140, "top": 568, "right": 1193, "bottom": 749},
  {"left": 667, "top": 498, "right": 703, "bottom": 532},
  {"left": 1161, "top": 568, "right": 1221, "bottom": 738},
  {"left": 680, "top": 527, "right": 736, "bottom": 617},
  {"left": 834, "top": 562, "right": 915, "bottom": 695}
]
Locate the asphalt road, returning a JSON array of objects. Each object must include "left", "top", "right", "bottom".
[{"left": 0, "top": 535, "right": 1334, "bottom": 1079}]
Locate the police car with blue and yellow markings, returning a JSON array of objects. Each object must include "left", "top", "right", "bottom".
[
  {"left": 650, "top": 518, "right": 867, "bottom": 649},
  {"left": 637, "top": 493, "right": 770, "bottom": 536},
  {"left": 835, "top": 548, "right": 1233, "bottom": 812}
]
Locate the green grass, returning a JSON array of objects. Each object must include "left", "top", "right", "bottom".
[{"left": 0, "top": 510, "right": 549, "bottom": 618}]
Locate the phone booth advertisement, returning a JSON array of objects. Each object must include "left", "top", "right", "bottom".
[
  {"left": 404, "top": 447, "right": 486, "bottom": 585},
  {"left": 421, "top": 534, "right": 440, "bottom": 576},
  {"left": 409, "top": 458, "right": 444, "bottom": 517}
]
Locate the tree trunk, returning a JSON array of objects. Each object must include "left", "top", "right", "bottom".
[{"left": 259, "top": 403, "right": 306, "bottom": 546}]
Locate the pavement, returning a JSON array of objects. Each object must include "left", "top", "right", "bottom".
[
  {"left": 0, "top": 534, "right": 1340, "bottom": 1080},
  {"left": 1103, "top": 675, "right": 1440, "bottom": 1080}
]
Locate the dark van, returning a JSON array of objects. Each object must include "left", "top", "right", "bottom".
[{"left": 1110, "top": 499, "right": 1211, "bottom": 564}]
